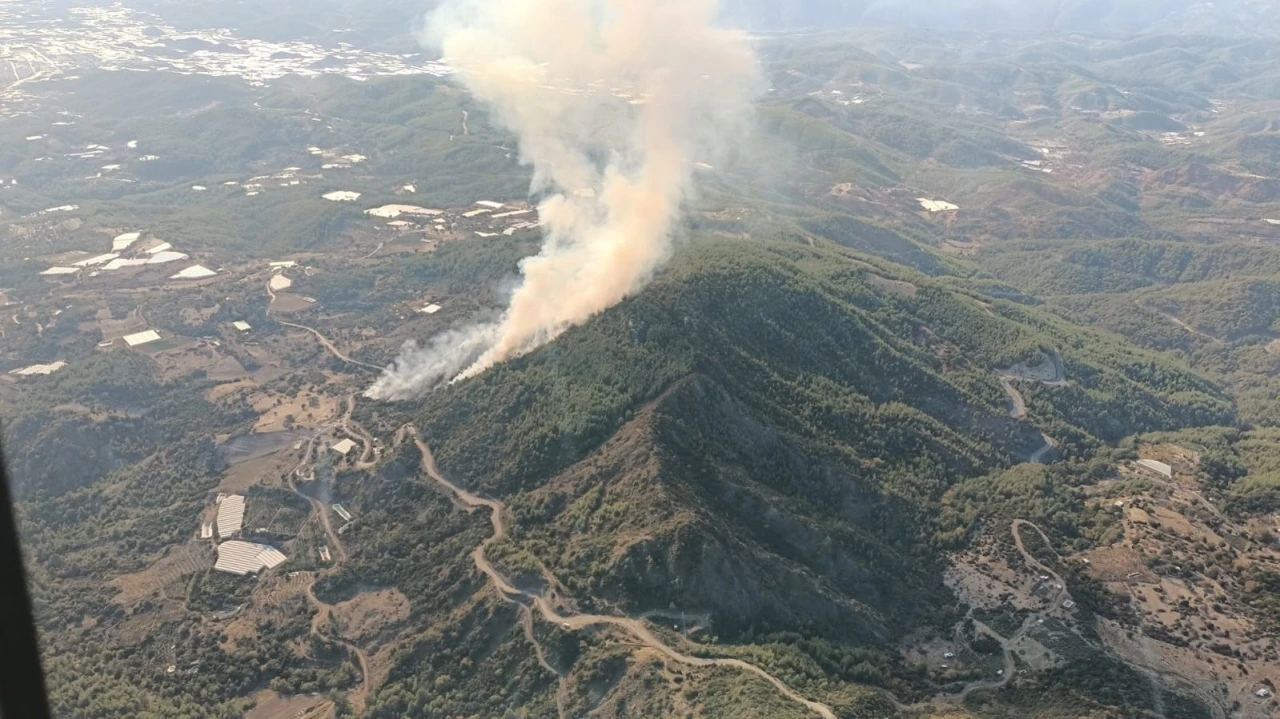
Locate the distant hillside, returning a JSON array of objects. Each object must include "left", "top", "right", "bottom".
[{"left": 725, "top": 0, "right": 1280, "bottom": 36}]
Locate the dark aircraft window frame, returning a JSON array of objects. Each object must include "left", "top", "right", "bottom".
[{"left": 0, "top": 447, "right": 52, "bottom": 719}]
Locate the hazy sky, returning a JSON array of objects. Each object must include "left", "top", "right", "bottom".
[{"left": 723, "top": 0, "right": 1277, "bottom": 35}]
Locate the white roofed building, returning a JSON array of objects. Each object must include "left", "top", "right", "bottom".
[
  {"left": 365, "top": 205, "right": 443, "bottom": 219},
  {"left": 122, "top": 329, "right": 162, "bottom": 347},
  {"left": 322, "top": 190, "right": 362, "bottom": 202},
  {"left": 171, "top": 265, "right": 217, "bottom": 280},
  {"left": 73, "top": 253, "right": 120, "bottom": 267},
  {"left": 102, "top": 258, "right": 150, "bottom": 271},
  {"left": 217, "top": 495, "right": 246, "bottom": 538},
  {"left": 9, "top": 361, "right": 67, "bottom": 376},
  {"left": 214, "top": 541, "right": 287, "bottom": 575},
  {"left": 112, "top": 232, "right": 141, "bottom": 251},
  {"left": 331, "top": 438, "right": 358, "bottom": 456},
  {"left": 146, "top": 251, "right": 189, "bottom": 265},
  {"left": 918, "top": 198, "right": 960, "bottom": 212},
  {"left": 1137, "top": 459, "right": 1173, "bottom": 479}
]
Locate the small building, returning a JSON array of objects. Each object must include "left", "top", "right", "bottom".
[
  {"left": 364, "top": 205, "right": 442, "bottom": 219},
  {"left": 1257, "top": 688, "right": 1273, "bottom": 698},
  {"left": 232, "top": 321, "right": 252, "bottom": 332},
  {"left": 112, "top": 232, "right": 141, "bottom": 251},
  {"left": 322, "top": 190, "right": 361, "bottom": 202},
  {"left": 918, "top": 198, "right": 959, "bottom": 212},
  {"left": 200, "top": 523, "right": 213, "bottom": 540},
  {"left": 319, "top": 546, "right": 332, "bottom": 563},
  {"left": 40, "top": 267, "right": 79, "bottom": 276},
  {"left": 1136, "top": 459, "right": 1173, "bottom": 479},
  {"left": 331, "top": 438, "right": 358, "bottom": 456},
  {"left": 122, "top": 329, "right": 162, "bottom": 347},
  {"left": 171, "top": 265, "right": 218, "bottom": 280},
  {"left": 9, "top": 361, "right": 67, "bottom": 377},
  {"left": 1062, "top": 600, "right": 1076, "bottom": 609},
  {"left": 418, "top": 303, "right": 442, "bottom": 315},
  {"left": 475, "top": 200, "right": 505, "bottom": 209},
  {"left": 332, "top": 504, "right": 352, "bottom": 522}
]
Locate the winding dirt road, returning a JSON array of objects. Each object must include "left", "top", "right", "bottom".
[
  {"left": 277, "top": 319, "right": 383, "bottom": 373},
  {"left": 265, "top": 276, "right": 383, "bottom": 373},
  {"left": 304, "top": 577, "right": 371, "bottom": 714},
  {"left": 406, "top": 427, "right": 839, "bottom": 719},
  {"left": 998, "top": 350, "right": 1066, "bottom": 464}
]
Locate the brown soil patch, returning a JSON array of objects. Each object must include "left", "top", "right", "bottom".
[
  {"left": 1126, "top": 507, "right": 1152, "bottom": 525},
  {"left": 1081, "top": 546, "right": 1158, "bottom": 584},
  {"left": 331, "top": 589, "right": 412, "bottom": 644},
  {"left": 1099, "top": 619, "right": 1280, "bottom": 719},
  {"left": 1138, "top": 443, "right": 1202, "bottom": 480},
  {"left": 222, "top": 573, "right": 314, "bottom": 652},
  {"left": 218, "top": 452, "right": 295, "bottom": 493},
  {"left": 1267, "top": 339, "right": 1280, "bottom": 356},
  {"left": 97, "top": 314, "right": 148, "bottom": 340},
  {"left": 250, "top": 389, "right": 340, "bottom": 432},
  {"left": 112, "top": 541, "right": 213, "bottom": 605},
  {"left": 945, "top": 544, "right": 1055, "bottom": 614},
  {"left": 270, "top": 292, "right": 316, "bottom": 314},
  {"left": 109, "top": 599, "right": 187, "bottom": 647},
  {"left": 208, "top": 378, "right": 258, "bottom": 402},
  {"left": 244, "top": 690, "right": 334, "bottom": 719},
  {"left": 151, "top": 341, "right": 247, "bottom": 382}
]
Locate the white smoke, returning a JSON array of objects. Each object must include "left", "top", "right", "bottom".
[{"left": 367, "top": 0, "right": 757, "bottom": 401}]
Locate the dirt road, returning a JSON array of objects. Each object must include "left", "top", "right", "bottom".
[
  {"left": 1011, "top": 520, "right": 1069, "bottom": 605},
  {"left": 1000, "top": 377, "right": 1029, "bottom": 420},
  {"left": 264, "top": 277, "right": 383, "bottom": 373},
  {"left": 998, "top": 349, "right": 1066, "bottom": 462},
  {"left": 1029, "top": 433, "right": 1058, "bottom": 465},
  {"left": 407, "top": 428, "right": 838, "bottom": 719},
  {"left": 277, "top": 319, "right": 383, "bottom": 373},
  {"left": 520, "top": 605, "right": 568, "bottom": 719},
  {"left": 304, "top": 578, "right": 371, "bottom": 713}
]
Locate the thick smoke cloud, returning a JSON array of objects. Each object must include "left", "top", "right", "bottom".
[{"left": 368, "top": 0, "right": 756, "bottom": 400}]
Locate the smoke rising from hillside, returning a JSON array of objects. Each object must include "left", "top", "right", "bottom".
[{"left": 368, "top": 0, "right": 756, "bottom": 400}]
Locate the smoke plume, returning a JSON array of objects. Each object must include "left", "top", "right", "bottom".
[{"left": 367, "top": 0, "right": 756, "bottom": 400}]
